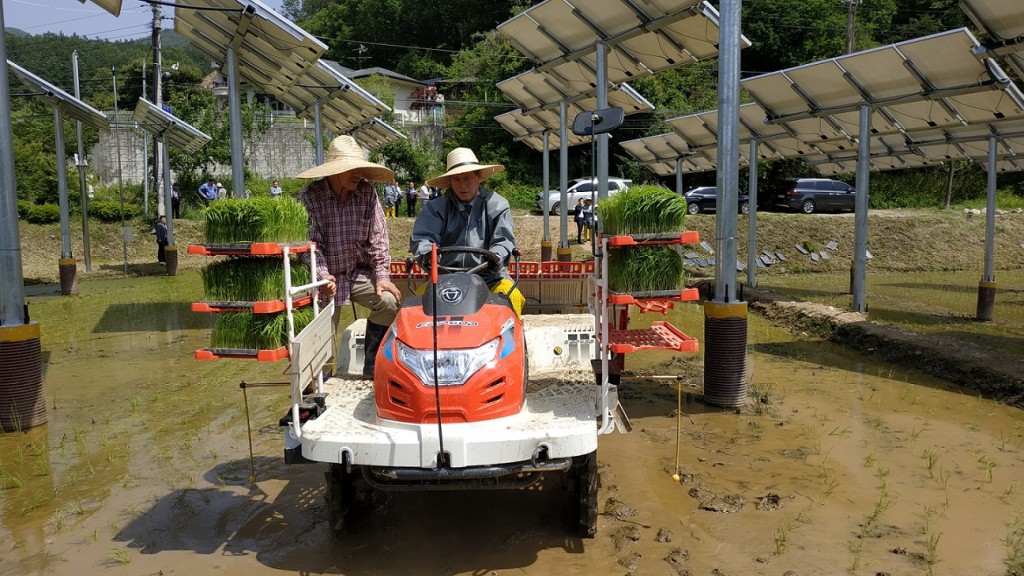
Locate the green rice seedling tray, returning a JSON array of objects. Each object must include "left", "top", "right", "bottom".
[
  {"left": 194, "top": 347, "right": 289, "bottom": 362},
  {"left": 191, "top": 294, "right": 314, "bottom": 314},
  {"left": 605, "top": 231, "right": 700, "bottom": 247},
  {"left": 605, "top": 321, "right": 699, "bottom": 354},
  {"left": 188, "top": 242, "right": 313, "bottom": 256}
]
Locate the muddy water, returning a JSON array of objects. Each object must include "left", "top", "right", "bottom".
[{"left": 3, "top": 273, "right": 1024, "bottom": 576}]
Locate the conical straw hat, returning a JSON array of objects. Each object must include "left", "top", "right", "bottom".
[
  {"left": 296, "top": 135, "right": 395, "bottom": 182},
  {"left": 425, "top": 147, "right": 504, "bottom": 189}
]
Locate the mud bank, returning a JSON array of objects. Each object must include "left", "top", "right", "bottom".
[{"left": 727, "top": 282, "right": 1024, "bottom": 406}]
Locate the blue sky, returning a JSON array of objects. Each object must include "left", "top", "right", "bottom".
[{"left": 3, "top": 0, "right": 287, "bottom": 41}]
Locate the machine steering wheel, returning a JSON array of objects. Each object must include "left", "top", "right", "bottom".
[{"left": 419, "top": 246, "right": 502, "bottom": 276}]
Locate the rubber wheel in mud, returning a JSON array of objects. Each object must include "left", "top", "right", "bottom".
[
  {"left": 564, "top": 451, "right": 598, "bottom": 538},
  {"left": 325, "top": 463, "right": 361, "bottom": 536}
]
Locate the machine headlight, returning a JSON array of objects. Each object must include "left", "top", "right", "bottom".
[{"left": 396, "top": 338, "right": 500, "bottom": 386}]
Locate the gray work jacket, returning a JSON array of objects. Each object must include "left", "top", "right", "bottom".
[{"left": 410, "top": 186, "right": 516, "bottom": 287}]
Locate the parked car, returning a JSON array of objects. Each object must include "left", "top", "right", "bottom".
[
  {"left": 682, "top": 186, "right": 750, "bottom": 215},
  {"left": 535, "top": 177, "right": 632, "bottom": 215},
  {"left": 766, "top": 178, "right": 856, "bottom": 214}
]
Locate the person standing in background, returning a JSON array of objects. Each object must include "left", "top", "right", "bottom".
[
  {"left": 270, "top": 179, "right": 283, "bottom": 197},
  {"left": 155, "top": 215, "right": 168, "bottom": 263},
  {"left": 405, "top": 181, "right": 417, "bottom": 217},
  {"left": 171, "top": 183, "right": 181, "bottom": 219},
  {"left": 198, "top": 176, "right": 218, "bottom": 206},
  {"left": 418, "top": 181, "right": 431, "bottom": 212}
]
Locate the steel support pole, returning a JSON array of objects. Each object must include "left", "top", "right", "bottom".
[
  {"left": 542, "top": 131, "right": 550, "bottom": 243},
  {"left": 558, "top": 100, "right": 569, "bottom": 251},
  {"left": 675, "top": 158, "right": 683, "bottom": 194},
  {"left": 314, "top": 101, "right": 324, "bottom": 165},
  {"left": 747, "top": 139, "right": 758, "bottom": 288},
  {"left": 851, "top": 105, "right": 871, "bottom": 313},
  {"left": 53, "top": 108, "right": 72, "bottom": 260},
  {"left": 714, "top": 0, "right": 740, "bottom": 303},
  {"left": 161, "top": 134, "right": 175, "bottom": 247},
  {"left": 0, "top": 1, "right": 27, "bottom": 326},
  {"left": 72, "top": 51, "right": 91, "bottom": 271},
  {"left": 703, "top": 0, "right": 747, "bottom": 409},
  {"left": 152, "top": 5, "right": 163, "bottom": 213},
  {"left": 226, "top": 46, "right": 245, "bottom": 198},
  {"left": 595, "top": 43, "right": 609, "bottom": 202},
  {"left": 976, "top": 136, "right": 998, "bottom": 321}
]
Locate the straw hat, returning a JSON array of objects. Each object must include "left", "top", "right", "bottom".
[
  {"left": 425, "top": 147, "right": 504, "bottom": 189},
  {"left": 296, "top": 135, "right": 395, "bottom": 182}
]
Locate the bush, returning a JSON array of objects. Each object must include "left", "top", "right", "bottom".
[
  {"left": 25, "top": 203, "right": 60, "bottom": 224},
  {"left": 89, "top": 200, "right": 137, "bottom": 222},
  {"left": 17, "top": 200, "right": 32, "bottom": 219},
  {"left": 495, "top": 182, "right": 537, "bottom": 211}
]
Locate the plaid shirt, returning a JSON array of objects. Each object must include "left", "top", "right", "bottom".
[{"left": 298, "top": 178, "right": 391, "bottom": 305}]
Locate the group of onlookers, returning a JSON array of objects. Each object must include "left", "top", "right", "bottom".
[{"left": 380, "top": 180, "right": 441, "bottom": 218}]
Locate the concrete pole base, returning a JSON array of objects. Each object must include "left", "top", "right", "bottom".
[
  {"left": 0, "top": 323, "right": 46, "bottom": 431},
  {"left": 541, "top": 240, "right": 553, "bottom": 262},
  {"left": 976, "top": 280, "right": 996, "bottom": 322},
  {"left": 165, "top": 246, "right": 179, "bottom": 276},
  {"left": 58, "top": 258, "right": 78, "bottom": 295},
  {"left": 556, "top": 246, "right": 572, "bottom": 262},
  {"left": 703, "top": 301, "right": 748, "bottom": 408}
]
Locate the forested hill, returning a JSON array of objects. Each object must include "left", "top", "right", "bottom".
[{"left": 4, "top": 29, "right": 207, "bottom": 110}]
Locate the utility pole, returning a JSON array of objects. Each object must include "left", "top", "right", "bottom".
[
  {"left": 845, "top": 0, "right": 859, "bottom": 54},
  {"left": 141, "top": 59, "right": 149, "bottom": 216},
  {"left": 151, "top": 4, "right": 163, "bottom": 215}
]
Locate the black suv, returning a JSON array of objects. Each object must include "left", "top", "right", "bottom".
[
  {"left": 683, "top": 186, "right": 750, "bottom": 215},
  {"left": 766, "top": 178, "right": 856, "bottom": 214}
]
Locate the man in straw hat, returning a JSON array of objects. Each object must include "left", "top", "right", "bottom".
[
  {"left": 411, "top": 147, "right": 524, "bottom": 316},
  {"left": 297, "top": 135, "right": 401, "bottom": 378}
]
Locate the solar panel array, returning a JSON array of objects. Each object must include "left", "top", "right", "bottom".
[
  {"left": 131, "top": 98, "right": 211, "bottom": 154},
  {"left": 7, "top": 61, "right": 109, "bottom": 131}
]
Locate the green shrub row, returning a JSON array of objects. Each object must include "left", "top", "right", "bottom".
[{"left": 16, "top": 200, "right": 141, "bottom": 223}]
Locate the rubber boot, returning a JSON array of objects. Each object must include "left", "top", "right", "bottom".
[{"left": 362, "top": 321, "right": 389, "bottom": 379}]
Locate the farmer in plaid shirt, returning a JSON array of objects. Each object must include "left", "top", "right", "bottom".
[{"left": 297, "top": 135, "right": 401, "bottom": 378}]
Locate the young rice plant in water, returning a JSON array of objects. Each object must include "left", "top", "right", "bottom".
[
  {"left": 201, "top": 257, "right": 311, "bottom": 301},
  {"left": 210, "top": 307, "right": 315, "bottom": 350},
  {"left": 597, "top": 185, "right": 687, "bottom": 235},
  {"left": 202, "top": 198, "right": 309, "bottom": 244}
]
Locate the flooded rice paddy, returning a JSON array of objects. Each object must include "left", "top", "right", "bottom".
[{"left": 2, "top": 271, "right": 1024, "bottom": 575}]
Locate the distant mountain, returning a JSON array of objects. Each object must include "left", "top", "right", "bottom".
[{"left": 5, "top": 28, "right": 31, "bottom": 38}]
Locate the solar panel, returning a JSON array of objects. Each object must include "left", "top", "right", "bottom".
[
  {"left": 960, "top": 0, "right": 1024, "bottom": 84},
  {"left": 495, "top": 108, "right": 592, "bottom": 150},
  {"left": 79, "top": 0, "right": 120, "bottom": 17},
  {"left": 743, "top": 29, "right": 1024, "bottom": 134},
  {"left": 497, "top": 71, "right": 654, "bottom": 114},
  {"left": 349, "top": 119, "right": 406, "bottom": 149},
  {"left": 131, "top": 98, "right": 211, "bottom": 154},
  {"left": 175, "top": 0, "right": 326, "bottom": 94},
  {"left": 7, "top": 61, "right": 108, "bottom": 132},
  {"left": 497, "top": 0, "right": 737, "bottom": 88},
  {"left": 960, "top": 0, "right": 1024, "bottom": 49},
  {"left": 267, "top": 60, "right": 390, "bottom": 134},
  {"left": 495, "top": 82, "right": 653, "bottom": 151}
]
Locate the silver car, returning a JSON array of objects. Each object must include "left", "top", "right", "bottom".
[{"left": 535, "top": 178, "right": 632, "bottom": 214}]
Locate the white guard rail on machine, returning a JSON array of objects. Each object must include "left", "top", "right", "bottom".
[{"left": 283, "top": 243, "right": 335, "bottom": 440}]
